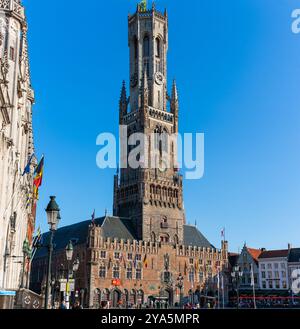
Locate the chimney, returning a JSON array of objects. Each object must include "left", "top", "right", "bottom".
[{"left": 288, "top": 243, "right": 292, "bottom": 250}]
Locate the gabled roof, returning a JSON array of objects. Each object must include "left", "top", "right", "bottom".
[
  {"left": 288, "top": 248, "right": 300, "bottom": 263},
  {"left": 247, "top": 248, "right": 263, "bottom": 262},
  {"left": 183, "top": 225, "right": 214, "bottom": 249},
  {"left": 258, "top": 249, "right": 289, "bottom": 260}
]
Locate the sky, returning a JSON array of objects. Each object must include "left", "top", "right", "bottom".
[{"left": 23, "top": 0, "right": 300, "bottom": 252}]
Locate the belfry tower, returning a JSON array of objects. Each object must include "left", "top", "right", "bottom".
[{"left": 113, "top": 3, "right": 185, "bottom": 244}]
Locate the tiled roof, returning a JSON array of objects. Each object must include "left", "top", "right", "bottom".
[
  {"left": 288, "top": 248, "right": 300, "bottom": 263},
  {"left": 183, "top": 225, "right": 214, "bottom": 249},
  {"left": 33, "top": 219, "right": 214, "bottom": 260},
  {"left": 34, "top": 216, "right": 136, "bottom": 259},
  {"left": 258, "top": 249, "right": 289, "bottom": 259},
  {"left": 247, "top": 248, "right": 263, "bottom": 262}
]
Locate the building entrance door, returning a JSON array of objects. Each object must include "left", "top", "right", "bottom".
[{"left": 112, "top": 290, "right": 121, "bottom": 308}]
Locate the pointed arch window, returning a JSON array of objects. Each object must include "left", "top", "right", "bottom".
[
  {"left": 134, "top": 36, "right": 138, "bottom": 60},
  {"left": 143, "top": 35, "right": 150, "bottom": 57},
  {"left": 155, "top": 38, "right": 161, "bottom": 58},
  {"left": 151, "top": 232, "right": 156, "bottom": 243}
]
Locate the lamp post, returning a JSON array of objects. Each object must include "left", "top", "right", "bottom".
[
  {"left": 177, "top": 273, "right": 184, "bottom": 308},
  {"left": 44, "top": 196, "right": 60, "bottom": 309},
  {"left": 231, "top": 265, "right": 243, "bottom": 309},
  {"left": 65, "top": 240, "right": 74, "bottom": 309}
]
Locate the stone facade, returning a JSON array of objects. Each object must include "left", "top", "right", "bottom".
[
  {"left": 0, "top": 0, "right": 36, "bottom": 292},
  {"left": 114, "top": 3, "right": 184, "bottom": 244},
  {"left": 30, "top": 217, "right": 229, "bottom": 308},
  {"left": 87, "top": 227, "right": 228, "bottom": 308}
]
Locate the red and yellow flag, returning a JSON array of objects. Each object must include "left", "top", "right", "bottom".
[{"left": 33, "top": 156, "right": 44, "bottom": 200}]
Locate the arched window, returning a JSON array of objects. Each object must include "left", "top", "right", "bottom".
[
  {"left": 134, "top": 36, "right": 138, "bottom": 59},
  {"left": 173, "top": 235, "right": 179, "bottom": 245},
  {"left": 160, "top": 234, "right": 170, "bottom": 243},
  {"left": 155, "top": 38, "right": 161, "bottom": 58},
  {"left": 143, "top": 35, "right": 150, "bottom": 57},
  {"left": 151, "top": 232, "right": 156, "bottom": 243}
]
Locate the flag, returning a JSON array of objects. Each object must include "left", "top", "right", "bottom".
[
  {"left": 143, "top": 255, "right": 148, "bottom": 268},
  {"left": 91, "top": 209, "right": 96, "bottom": 225},
  {"left": 108, "top": 257, "right": 112, "bottom": 270},
  {"left": 33, "top": 156, "right": 44, "bottom": 199},
  {"left": 32, "top": 226, "right": 42, "bottom": 248},
  {"left": 184, "top": 262, "right": 187, "bottom": 275},
  {"left": 22, "top": 154, "right": 35, "bottom": 176},
  {"left": 221, "top": 228, "right": 225, "bottom": 240},
  {"left": 26, "top": 194, "right": 32, "bottom": 209}
]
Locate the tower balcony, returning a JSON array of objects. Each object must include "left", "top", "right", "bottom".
[{"left": 0, "top": 0, "right": 25, "bottom": 20}]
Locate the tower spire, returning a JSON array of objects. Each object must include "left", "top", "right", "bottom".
[
  {"left": 171, "top": 79, "right": 178, "bottom": 103},
  {"left": 119, "top": 80, "right": 128, "bottom": 120}
]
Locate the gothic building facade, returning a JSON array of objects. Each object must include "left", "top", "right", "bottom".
[
  {"left": 0, "top": 0, "right": 36, "bottom": 294},
  {"left": 30, "top": 4, "right": 229, "bottom": 308}
]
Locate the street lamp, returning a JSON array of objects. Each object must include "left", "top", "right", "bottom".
[
  {"left": 65, "top": 240, "right": 74, "bottom": 309},
  {"left": 177, "top": 273, "right": 184, "bottom": 308},
  {"left": 44, "top": 196, "right": 60, "bottom": 309},
  {"left": 231, "top": 265, "right": 243, "bottom": 309}
]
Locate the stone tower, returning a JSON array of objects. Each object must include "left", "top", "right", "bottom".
[{"left": 113, "top": 3, "right": 185, "bottom": 244}]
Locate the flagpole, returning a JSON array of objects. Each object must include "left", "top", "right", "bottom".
[
  {"left": 251, "top": 264, "right": 257, "bottom": 309},
  {"left": 217, "top": 269, "right": 220, "bottom": 309},
  {"left": 222, "top": 275, "right": 225, "bottom": 309}
]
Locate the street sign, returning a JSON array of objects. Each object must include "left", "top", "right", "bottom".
[{"left": 60, "top": 279, "right": 75, "bottom": 292}]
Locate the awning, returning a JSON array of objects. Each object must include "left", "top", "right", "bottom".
[{"left": 0, "top": 291, "right": 16, "bottom": 296}]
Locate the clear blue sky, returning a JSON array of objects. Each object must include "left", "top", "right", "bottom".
[{"left": 23, "top": 0, "right": 300, "bottom": 252}]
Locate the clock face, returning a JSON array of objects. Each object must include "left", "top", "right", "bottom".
[
  {"left": 158, "top": 160, "right": 168, "bottom": 173},
  {"left": 155, "top": 72, "right": 164, "bottom": 85}
]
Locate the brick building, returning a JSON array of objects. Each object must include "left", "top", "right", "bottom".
[{"left": 30, "top": 3, "right": 229, "bottom": 308}]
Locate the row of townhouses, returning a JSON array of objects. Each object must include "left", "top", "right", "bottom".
[{"left": 229, "top": 245, "right": 300, "bottom": 294}]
